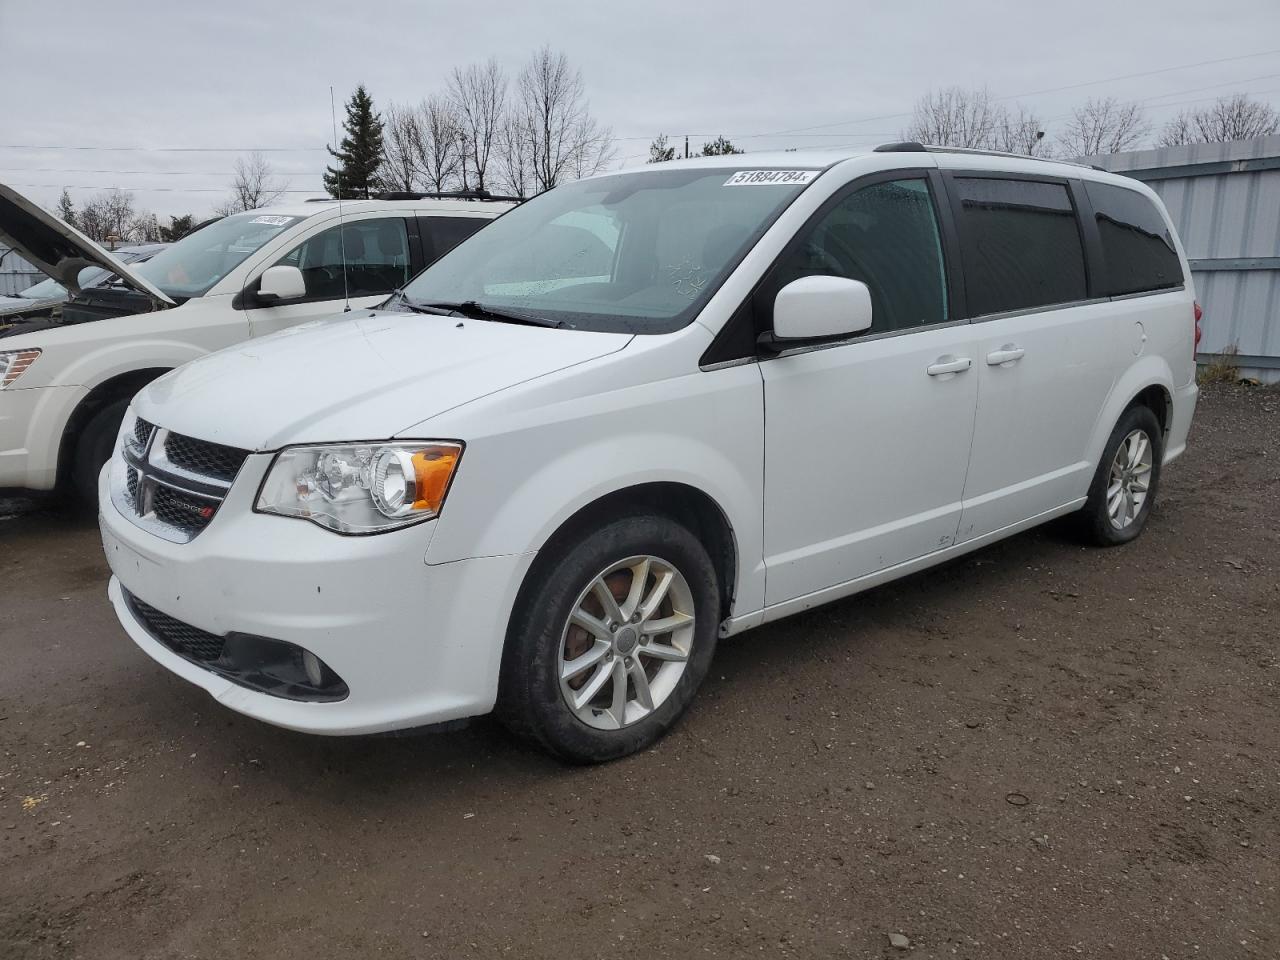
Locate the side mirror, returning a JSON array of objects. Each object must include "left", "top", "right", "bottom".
[
  {"left": 770, "top": 276, "right": 873, "bottom": 345},
  {"left": 255, "top": 265, "right": 306, "bottom": 304}
]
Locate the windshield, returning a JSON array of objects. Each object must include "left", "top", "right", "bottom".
[
  {"left": 18, "top": 248, "right": 149, "bottom": 300},
  {"left": 135, "top": 213, "right": 301, "bottom": 298},
  {"left": 398, "top": 167, "right": 822, "bottom": 333}
]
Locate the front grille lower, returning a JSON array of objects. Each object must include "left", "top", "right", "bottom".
[
  {"left": 126, "top": 593, "right": 225, "bottom": 662},
  {"left": 113, "top": 419, "right": 249, "bottom": 543}
]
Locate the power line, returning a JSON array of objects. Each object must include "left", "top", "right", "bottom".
[{"left": 0, "top": 144, "right": 325, "bottom": 153}]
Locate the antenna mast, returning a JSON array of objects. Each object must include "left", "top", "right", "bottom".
[{"left": 329, "top": 86, "right": 351, "bottom": 312}]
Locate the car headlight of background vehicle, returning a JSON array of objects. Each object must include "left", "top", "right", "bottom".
[
  {"left": 255, "top": 441, "right": 462, "bottom": 534},
  {"left": 0, "top": 349, "right": 41, "bottom": 388}
]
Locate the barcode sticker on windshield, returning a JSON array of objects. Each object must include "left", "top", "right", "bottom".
[
  {"left": 723, "top": 170, "right": 819, "bottom": 186},
  {"left": 249, "top": 215, "right": 295, "bottom": 226}
]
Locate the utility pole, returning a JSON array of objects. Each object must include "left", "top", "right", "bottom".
[{"left": 684, "top": 135, "right": 689, "bottom": 159}]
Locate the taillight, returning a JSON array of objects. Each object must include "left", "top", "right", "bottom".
[{"left": 1193, "top": 301, "right": 1203, "bottom": 350}]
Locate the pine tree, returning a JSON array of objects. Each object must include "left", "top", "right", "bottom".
[
  {"left": 647, "top": 134, "right": 676, "bottom": 163},
  {"left": 701, "top": 135, "right": 743, "bottom": 156},
  {"left": 57, "top": 188, "right": 77, "bottom": 227},
  {"left": 323, "top": 85, "right": 385, "bottom": 199}
]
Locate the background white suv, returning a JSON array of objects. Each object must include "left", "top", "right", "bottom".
[{"left": 0, "top": 185, "right": 512, "bottom": 500}]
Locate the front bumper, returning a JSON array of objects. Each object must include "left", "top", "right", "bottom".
[
  {"left": 100, "top": 459, "right": 534, "bottom": 735},
  {"left": 0, "top": 384, "right": 85, "bottom": 489}
]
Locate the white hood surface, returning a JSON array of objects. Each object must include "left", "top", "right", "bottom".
[{"left": 135, "top": 310, "right": 632, "bottom": 450}]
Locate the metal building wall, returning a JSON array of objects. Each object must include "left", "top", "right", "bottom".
[
  {"left": 1085, "top": 134, "right": 1280, "bottom": 383},
  {"left": 0, "top": 245, "right": 43, "bottom": 297}
]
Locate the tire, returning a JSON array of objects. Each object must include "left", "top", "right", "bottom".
[
  {"left": 72, "top": 399, "right": 128, "bottom": 506},
  {"left": 497, "top": 513, "right": 719, "bottom": 763},
  {"left": 1073, "top": 403, "right": 1164, "bottom": 547}
]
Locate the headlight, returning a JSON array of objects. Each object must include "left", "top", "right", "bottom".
[
  {"left": 0, "top": 349, "right": 41, "bottom": 388},
  {"left": 255, "top": 441, "right": 462, "bottom": 534}
]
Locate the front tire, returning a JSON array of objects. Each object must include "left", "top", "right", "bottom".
[
  {"left": 497, "top": 514, "right": 719, "bottom": 763},
  {"left": 1074, "top": 404, "right": 1163, "bottom": 546},
  {"left": 72, "top": 399, "right": 128, "bottom": 506}
]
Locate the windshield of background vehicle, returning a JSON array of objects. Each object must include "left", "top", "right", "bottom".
[
  {"left": 398, "top": 168, "right": 823, "bottom": 333},
  {"left": 135, "top": 213, "right": 300, "bottom": 299},
  {"left": 18, "top": 248, "right": 151, "bottom": 300}
]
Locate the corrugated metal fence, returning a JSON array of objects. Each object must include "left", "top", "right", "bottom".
[
  {"left": 0, "top": 245, "right": 42, "bottom": 297},
  {"left": 1086, "top": 134, "right": 1280, "bottom": 383}
]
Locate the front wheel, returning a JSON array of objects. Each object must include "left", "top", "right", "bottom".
[
  {"left": 497, "top": 514, "right": 719, "bottom": 763},
  {"left": 72, "top": 399, "right": 128, "bottom": 506},
  {"left": 1074, "top": 404, "right": 1164, "bottom": 546}
]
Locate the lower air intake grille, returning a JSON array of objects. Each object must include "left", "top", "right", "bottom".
[{"left": 126, "top": 593, "right": 225, "bottom": 662}]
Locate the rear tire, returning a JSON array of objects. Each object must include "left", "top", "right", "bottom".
[
  {"left": 72, "top": 399, "right": 128, "bottom": 507},
  {"left": 1073, "top": 404, "right": 1163, "bottom": 547},
  {"left": 497, "top": 513, "right": 719, "bottom": 764}
]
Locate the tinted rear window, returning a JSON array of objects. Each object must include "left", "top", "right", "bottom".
[
  {"left": 422, "top": 216, "right": 489, "bottom": 261},
  {"left": 954, "top": 177, "right": 1088, "bottom": 316},
  {"left": 1084, "top": 181, "right": 1183, "bottom": 296}
]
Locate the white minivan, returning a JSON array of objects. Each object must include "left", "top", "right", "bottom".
[
  {"left": 0, "top": 185, "right": 511, "bottom": 500},
  {"left": 99, "top": 146, "right": 1199, "bottom": 762}
]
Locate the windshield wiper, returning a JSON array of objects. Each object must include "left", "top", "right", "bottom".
[
  {"left": 383, "top": 290, "right": 453, "bottom": 315},
  {"left": 421, "top": 300, "right": 565, "bottom": 328}
]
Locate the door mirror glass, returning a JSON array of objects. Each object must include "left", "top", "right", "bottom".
[
  {"left": 773, "top": 276, "right": 873, "bottom": 341},
  {"left": 256, "top": 265, "right": 306, "bottom": 303}
]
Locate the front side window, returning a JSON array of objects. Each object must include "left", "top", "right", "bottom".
[
  {"left": 137, "top": 214, "right": 301, "bottom": 299},
  {"left": 398, "top": 167, "right": 820, "bottom": 333},
  {"left": 274, "top": 218, "right": 410, "bottom": 299},
  {"left": 953, "top": 178, "right": 1088, "bottom": 316},
  {"left": 769, "top": 178, "right": 949, "bottom": 335},
  {"left": 1084, "top": 181, "right": 1183, "bottom": 296}
]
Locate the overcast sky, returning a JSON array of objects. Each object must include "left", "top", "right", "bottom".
[{"left": 2, "top": 0, "right": 1279, "bottom": 218}]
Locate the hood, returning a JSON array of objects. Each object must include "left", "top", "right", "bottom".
[
  {"left": 0, "top": 183, "right": 175, "bottom": 306},
  {"left": 136, "top": 310, "right": 632, "bottom": 449}
]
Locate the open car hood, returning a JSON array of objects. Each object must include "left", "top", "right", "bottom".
[{"left": 0, "top": 183, "right": 175, "bottom": 306}]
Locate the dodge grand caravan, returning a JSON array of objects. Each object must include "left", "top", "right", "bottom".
[
  {"left": 99, "top": 145, "right": 1198, "bottom": 762},
  {"left": 0, "top": 185, "right": 511, "bottom": 501}
]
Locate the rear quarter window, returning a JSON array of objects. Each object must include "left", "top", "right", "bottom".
[
  {"left": 1084, "top": 181, "right": 1183, "bottom": 296},
  {"left": 953, "top": 177, "right": 1088, "bottom": 317}
]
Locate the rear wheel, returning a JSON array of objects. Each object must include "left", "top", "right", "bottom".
[
  {"left": 1074, "top": 404, "right": 1163, "bottom": 546},
  {"left": 72, "top": 399, "right": 128, "bottom": 506},
  {"left": 498, "top": 514, "right": 719, "bottom": 763}
]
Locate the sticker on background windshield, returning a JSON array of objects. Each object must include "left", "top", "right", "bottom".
[
  {"left": 723, "top": 170, "right": 819, "bottom": 186},
  {"left": 249, "top": 215, "right": 295, "bottom": 226}
]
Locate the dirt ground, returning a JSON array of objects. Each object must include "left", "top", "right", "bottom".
[{"left": 1, "top": 383, "right": 1277, "bottom": 960}]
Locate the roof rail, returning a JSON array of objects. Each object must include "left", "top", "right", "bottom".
[
  {"left": 874, "top": 141, "right": 1096, "bottom": 170},
  {"left": 373, "top": 188, "right": 525, "bottom": 203}
]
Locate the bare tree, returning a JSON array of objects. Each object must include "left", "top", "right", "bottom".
[
  {"left": 1057, "top": 97, "right": 1151, "bottom": 157},
  {"left": 904, "top": 87, "right": 1002, "bottom": 148},
  {"left": 216, "top": 152, "right": 287, "bottom": 215},
  {"left": 1158, "top": 94, "right": 1280, "bottom": 146},
  {"left": 448, "top": 59, "right": 507, "bottom": 192},
  {"left": 417, "top": 94, "right": 462, "bottom": 192},
  {"left": 514, "top": 46, "right": 614, "bottom": 193},
  {"left": 78, "top": 189, "right": 138, "bottom": 244},
  {"left": 494, "top": 112, "right": 536, "bottom": 198},
  {"left": 379, "top": 102, "right": 423, "bottom": 193},
  {"left": 991, "top": 105, "right": 1047, "bottom": 155}
]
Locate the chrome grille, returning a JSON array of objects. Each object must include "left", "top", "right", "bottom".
[{"left": 111, "top": 417, "right": 247, "bottom": 544}]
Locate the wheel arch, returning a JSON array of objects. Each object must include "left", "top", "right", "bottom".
[
  {"left": 56, "top": 367, "right": 170, "bottom": 486},
  {"left": 1088, "top": 357, "right": 1176, "bottom": 470},
  {"left": 511, "top": 481, "right": 740, "bottom": 629}
]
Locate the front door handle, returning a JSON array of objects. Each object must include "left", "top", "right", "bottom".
[
  {"left": 986, "top": 345, "right": 1025, "bottom": 366},
  {"left": 926, "top": 356, "right": 972, "bottom": 377}
]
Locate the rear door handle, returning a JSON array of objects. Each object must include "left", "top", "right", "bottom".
[
  {"left": 926, "top": 356, "right": 972, "bottom": 377},
  {"left": 986, "top": 345, "right": 1025, "bottom": 366}
]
